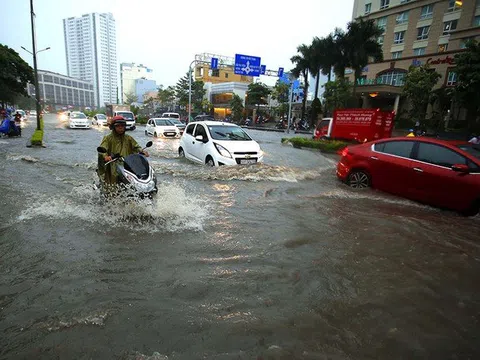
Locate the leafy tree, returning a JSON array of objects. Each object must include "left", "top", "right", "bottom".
[
  {"left": 0, "top": 44, "right": 34, "bottom": 106},
  {"left": 310, "top": 97, "right": 323, "bottom": 124},
  {"left": 331, "top": 28, "right": 349, "bottom": 80},
  {"left": 402, "top": 64, "right": 441, "bottom": 127},
  {"left": 271, "top": 80, "right": 289, "bottom": 104},
  {"left": 290, "top": 44, "right": 311, "bottom": 120},
  {"left": 130, "top": 104, "right": 139, "bottom": 115},
  {"left": 158, "top": 85, "right": 176, "bottom": 108},
  {"left": 175, "top": 72, "right": 206, "bottom": 113},
  {"left": 230, "top": 93, "right": 244, "bottom": 123},
  {"left": 454, "top": 40, "right": 480, "bottom": 131},
  {"left": 124, "top": 91, "right": 138, "bottom": 105},
  {"left": 310, "top": 36, "right": 336, "bottom": 99},
  {"left": 323, "top": 79, "right": 353, "bottom": 116},
  {"left": 246, "top": 82, "right": 271, "bottom": 111},
  {"left": 344, "top": 18, "right": 383, "bottom": 98}
]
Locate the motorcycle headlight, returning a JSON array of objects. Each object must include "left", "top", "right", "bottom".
[{"left": 214, "top": 143, "right": 232, "bottom": 158}]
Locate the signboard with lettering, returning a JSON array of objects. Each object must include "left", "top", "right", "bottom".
[
  {"left": 426, "top": 55, "right": 455, "bottom": 66},
  {"left": 234, "top": 54, "right": 262, "bottom": 77}
]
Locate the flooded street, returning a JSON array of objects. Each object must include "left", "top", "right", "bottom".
[{"left": 1, "top": 115, "right": 480, "bottom": 359}]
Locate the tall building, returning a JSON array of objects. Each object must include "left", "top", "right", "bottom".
[
  {"left": 348, "top": 0, "right": 480, "bottom": 114},
  {"left": 120, "top": 63, "right": 154, "bottom": 104},
  {"left": 63, "top": 13, "right": 117, "bottom": 108}
]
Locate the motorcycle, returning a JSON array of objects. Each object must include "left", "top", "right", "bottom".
[
  {"left": 0, "top": 116, "right": 21, "bottom": 137},
  {"left": 95, "top": 141, "right": 157, "bottom": 199}
]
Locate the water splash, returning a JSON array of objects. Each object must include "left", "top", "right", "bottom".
[{"left": 18, "top": 181, "right": 210, "bottom": 233}]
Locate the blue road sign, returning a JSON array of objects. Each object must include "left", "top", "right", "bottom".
[
  {"left": 293, "top": 80, "right": 300, "bottom": 90},
  {"left": 234, "top": 54, "right": 262, "bottom": 77},
  {"left": 211, "top": 57, "right": 218, "bottom": 69},
  {"left": 279, "top": 72, "right": 290, "bottom": 84},
  {"left": 278, "top": 67, "right": 284, "bottom": 78},
  {"left": 260, "top": 65, "right": 266, "bottom": 75}
]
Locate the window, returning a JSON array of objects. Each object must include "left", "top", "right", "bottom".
[
  {"left": 392, "top": 51, "right": 403, "bottom": 59},
  {"left": 416, "top": 143, "right": 467, "bottom": 168},
  {"left": 474, "top": 16, "right": 480, "bottom": 27},
  {"left": 377, "top": 17, "right": 387, "bottom": 33},
  {"left": 376, "top": 70, "right": 407, "bottom": 86},
  {"left": 417, "top": 26, "right": 430, "bottom": 40},
  {"left": 194, "top": 124, "right": 207, "bottom": 139},
  {"left": 420, "top": 4, "right": 434, "bottom": 19},
  {"left": 443, "top": 20, "right": 458, "bottom": 35},
  {"left": 186, "top": 124, "right": 195, "bottom": 135},
  {"left": 375, "top": 141, "right": 414, "bottom": 158},
  {"left": 446, "top": 71, "right": 457, "bottom": 86},
  {"left": 400, "top": 0, "right": 411, "bottom": 3},
  {"left": 365, "top": 3, "right": 371, "bottom": 14},
  {"left": 396, "top": 11, "right": 409, "bottom": 24},
  {"left": 447, "top": 0, "right": 461, "bottom": 12},
  {"left": 460, "top": 38, "right": 474, "bottom": 48},
  {"left": 414, "top": 47, "right": 426, "bottom": 56},
  {"left": 380, "top": 0, "right": 390, "bottom": 10},
  {"left": 438, "top": 44, "right": 448, "bottom": 52},
  {"left": 378, "top": 35, "right": 385, "bottom": 45},
  {"left": 394, "top": 31, "right": 405, "bottom": 44}
]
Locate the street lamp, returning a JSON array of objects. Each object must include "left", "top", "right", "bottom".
[{"left": 22, "top": 0, "right": 50, "bottom": 131}]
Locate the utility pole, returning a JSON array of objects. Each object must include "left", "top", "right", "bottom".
[{"left": 30, "top": 0, "right": 42, "bottom": 131}]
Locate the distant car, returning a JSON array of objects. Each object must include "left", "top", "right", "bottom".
[
  {"left": 178, "top": 121, "right": 264, "bottom": 166},
  {"left": 29, "top": 110, "right": 37, "bottom": 118},
  {"left": 161, "top": 112, "right": 181, "bottom": 122},
  {"left": 145, "top": 118, "right": 180, "bottom": 138},
  {"left": 168, "top": 118, "right": 186, "bottom": 134},
  {"left": 92, "top": 114, "right": 108, "bottom": 126},
  {"left": 68, "top": 112, "right": 90, "bottom": 129},
  {"left": 194, "top": 115, "right": 215, "bottom": 122},
  {"left": 336, "top": 137, "right": 480, "bottom": 216}
]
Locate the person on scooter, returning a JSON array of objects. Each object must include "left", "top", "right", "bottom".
[{"left": 97, "top": 115, "right": 149, "bottom": 186}]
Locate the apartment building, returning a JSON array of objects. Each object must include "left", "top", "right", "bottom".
[
  {"left": 63, "top": 13, "right": 117, "bottom": 107},
  {"left": 349, "top": 0, "right": 480, "bottom": 112},
  {"left": 120, "top": 63, "right": 154, "bottom": 104}
]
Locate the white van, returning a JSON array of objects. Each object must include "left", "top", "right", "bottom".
[{"left": 161, "top": 112, "right": 181, "bottom": 121}]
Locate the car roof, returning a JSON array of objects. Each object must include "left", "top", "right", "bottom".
[
  {"left": 151, "top": 117, "right": 175, "bottom": 121},
  {"left": 376, "top": 136, "right": 468, "bottom": 146},
  {"left": 189, "top": 120, "right": 237, "bottom": 126}
]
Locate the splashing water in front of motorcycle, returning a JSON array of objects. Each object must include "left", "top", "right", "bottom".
[{"left": 17, "top": 181, "right": 210, "bottom": 233}]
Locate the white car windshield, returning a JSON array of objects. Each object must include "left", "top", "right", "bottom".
[
  {"left": 71, "top": 113, "right": 86, "bottom": 119},
  {"left": 97, "top": 114, "right": 106, "bottom": 119},
  {"left": 208, "top": 125, "right": 251, "bottom": 141},
  {"left": 155, "top": 119, "right": 173, "bottom": 126},
  {"left": 117, "top": 112, "right": 134, "bottom": 120}
]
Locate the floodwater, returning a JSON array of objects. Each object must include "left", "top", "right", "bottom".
[{"left": 1, "top": 115, "right": 479, "bottom": 359}]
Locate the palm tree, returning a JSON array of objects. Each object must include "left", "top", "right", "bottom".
[
  {"left": 290, "top": 43, "right": 312, "bottom": 120},
  {"left": 344, "top": 18, "right": 384, "bottom": 99},
  {"left": 331, "top": 28, "right": 349, "bottom": 80}
]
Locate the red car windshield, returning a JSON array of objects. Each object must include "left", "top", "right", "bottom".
[{"left": 457, "top": 144, "right": 480, "bottom": 160}]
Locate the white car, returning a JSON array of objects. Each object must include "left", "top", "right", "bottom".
[
  {"left": 161, "top": 112, "right": 181, "bottom": 121},
  {"left": 145, "top": 118, "right": 180, "bottom": 138},
  {"left": 92, "top": 114, "right": 108, "bottom": 126},
  {"left": 68, "top": 112, "right": 90, "bottom": 129},
  {"left": 29, "top": 110, "right": 37, "bottom": 118},
  {"left": 178, "top": 121, "right": 264, "bottom": 166}
]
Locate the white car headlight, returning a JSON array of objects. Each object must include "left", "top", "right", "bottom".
[{"left": 214, "top": 143, "right": 232, "bottom": 158}]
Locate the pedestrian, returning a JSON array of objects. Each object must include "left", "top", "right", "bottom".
[{"left": 97, "top": 116, "right": 149, "bottom": 187}]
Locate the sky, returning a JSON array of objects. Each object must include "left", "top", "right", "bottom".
[{"left": 0, "top": 0, "right": 354, "bottom": 88}]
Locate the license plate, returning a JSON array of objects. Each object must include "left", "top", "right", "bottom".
[
  {"left": 166, "top": 132, "right": 174, "bottom": 136},
  {"left": 240, "top": 159, "right": 256, "bottom": 164}
]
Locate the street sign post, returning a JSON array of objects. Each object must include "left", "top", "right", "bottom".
[
  {"left": 211, "top": 57, "right": 218, "bottom": 69},
  {"left": 234, "top": 54, "right": 262, "bottom": 77},
  {"left": 278, "top": 67, "right": 284, "bottom": 78},
  {"left": 260, "top": 65, "right": 266, "bottom": 75}
]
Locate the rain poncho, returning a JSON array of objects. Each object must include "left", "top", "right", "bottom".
[{"left": 97, "top": 131, "right": 142, "bottom": 185}]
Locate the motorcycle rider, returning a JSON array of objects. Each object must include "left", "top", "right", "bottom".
[{"left": 97, "top": 115, "right": 149, "bottom": 186}]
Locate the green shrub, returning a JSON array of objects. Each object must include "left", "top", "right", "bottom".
[
  {"left": 30, "top": 116, "right": 44, "bottom": 146},
  {"left": 136, "top": 115, "right": 148, "bottom": 124},
  {"left": 282, "top": 137, "right": 350, "bottom": 153}
]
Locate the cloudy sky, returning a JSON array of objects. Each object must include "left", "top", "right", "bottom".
[{"left": 1, "top": 0, "right": 354, "bottom": 88}]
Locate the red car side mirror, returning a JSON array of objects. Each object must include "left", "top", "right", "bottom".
[{"left": 451, "top": 164, "right": 470, "bottom": 173}]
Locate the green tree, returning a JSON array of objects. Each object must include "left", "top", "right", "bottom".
[
  {"left": 331, "top": 28, "right": 349, "bottom": 80},
  {"left": 158, "top": 85, "right": 176, "bottom": 108},
  {"left": 454, "top": 40, "right": 480, "bottom": 131},
  {"left": 344, "top": 18, "right": 383, "bottom": 98},
  {"left": 124, "top": 91, "right": 138, "bottom": 105},
  {"left": 175, "top": 72, "right": 206, "bottom": 113},
  {"left": 0, "top": 44, "right": 34, "bottom": 106},
  {"left": 271, "top": 80, "right": 289, "bottom": 104},
  {"left": 230, "top": 93, "right": 244, "bottom": 123},
  {"left": 246, "top": 82, "right": 271, "bottom": 112},
  {"left": 323, "top": 79, "right": 353, "bottom": 116},
  {"left": 402, "top": 64, "right": 441, "bottom": 127},
  {"left": 290, "top": 43, "right": 311, "bottom": 120}
]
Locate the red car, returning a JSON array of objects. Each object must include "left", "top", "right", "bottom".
[{"left": 336, "top": 137, "right": 480, "bottom": 216}]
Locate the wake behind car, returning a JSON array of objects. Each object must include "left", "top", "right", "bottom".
[
  {"left": 145, "top": 118, "right": 180, "bottom": 138},
  {"left": 68, "top": 112, "right": 90, "bottom": 129},
  {"left": 178, "top": 121, "right": 263, "bottom": 166},
  {"left": 336, "top": 137, "right": 480, "bottom": 216}
]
